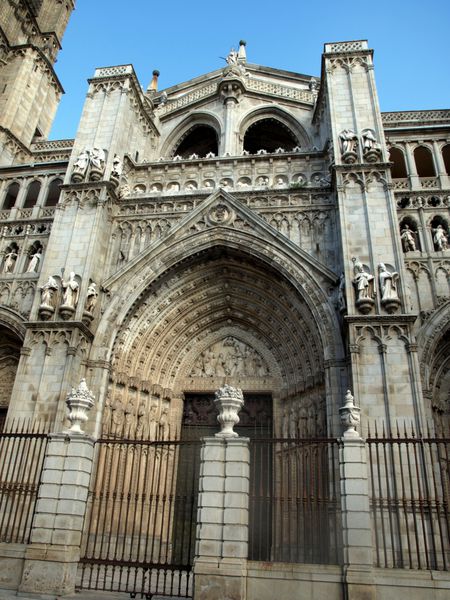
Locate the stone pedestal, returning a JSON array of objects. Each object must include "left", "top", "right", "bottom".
[
  {"left": 339, "top": 436, "right": 375, "bottom": 600},
  {"left": 19, "top": 433, "right": 95, "bottom": 596},
  {"left": 194, "top": 437, "right": 250, "bottom": 600}
]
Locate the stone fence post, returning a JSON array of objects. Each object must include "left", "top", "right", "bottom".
[
  {"left": 19, "top": 380, "right": 96, "bottom": 596},
  {"left": 339, "top": 390, "right": 375, "bottom": 600},
  {"left": 194, "top": 384, "right": 250, "bottom": 600}
]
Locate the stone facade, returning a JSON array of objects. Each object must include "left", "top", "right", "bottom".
[{"left": 0, "top": 3, "right": 449, "bottom": 599}]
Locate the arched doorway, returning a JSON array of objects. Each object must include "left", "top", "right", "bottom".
[
  {"left": 0, "top": 326, "right": 22, "bottom": 430},
  {"left": 104, "top": 246, "right": 326, "bottom": 440}
]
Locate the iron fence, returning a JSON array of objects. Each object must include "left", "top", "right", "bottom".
[
  {"left": 249, "top": 437, "right": 342, "bottom": 564},
  {"left": 367, "top": 424, "right": 450, "bottom": 570},
  {"left": 78, "top": 437, "right": 201, "bottom": 598},
  {"left": 0, "top": 420, "right": 49, "bottom": 544}
]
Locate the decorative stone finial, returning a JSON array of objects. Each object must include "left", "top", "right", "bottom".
[
  {"left": 65, "top": 379, "right": 95, "bottom": 434},
  {"left": 150, "top": 70, "right": 160, "bottom": 92},
  {"left": 339, "top": 390, "right": 361, "bottom": 437},
  {"left": 214, "top": 384, "right": 244, "bottom": 437}
]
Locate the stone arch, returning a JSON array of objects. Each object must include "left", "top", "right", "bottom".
[
  {"left": 161, "top": 112, "right": 222, "bottom": 158},
  {"left": 238, "top": 106, "right": 310, "bottom": 152},
  {"left": 389, "top": 146, "right": 408, "bottom": 178},
  {"left": 417, "top": 301, "right": 450, "bottom": 430},
  {"left": 0, "top": 311, "right": 24, "bottom": 427}
]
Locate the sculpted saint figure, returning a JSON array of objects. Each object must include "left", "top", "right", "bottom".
[
  {"left": 352, "top": 261, "right": 374, "bottom": 301},
  {"left": 378, "top": 263, "right": 400, "bottom": 301},
  {"left": 362, "top": 129, "right": 377, "bottom": 151},
  {"left": 90, "top": 147, "right": 105, "bottom": 172},
  {"left": 62, "top": 271, "right": 79, "bottom": 308},
  {"left": 226, "top": 48, "right": 238, "bottom": 65},
  {"left": 85, "top": 282, "right": 98, "bottom": 313},
  {"left": 433, "top": 224, "right": 449, "bottom": 251},
  {"left": 400, "top": 224, "right": 416, "bottom": 252},
  {"left": 40, "top": 275, "right": 58, "bottom": 307},
  {"left": 73, "top": 149, "right": 89, "bottom": 176},
  {"left": 27, "top": 250, "right": 42, "bottom": 273},
  {"left": 3, "top": 250, "right": 18, "bottom": 273},
  {"left": 339, "top": 129, "right": 358, "bottom": 154},
  {"left": 111, "top": 154, "right": 123, "bottom": 178}
]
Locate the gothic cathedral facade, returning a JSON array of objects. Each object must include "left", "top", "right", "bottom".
[{"left": 0, "top": 2, "right": 449, "bottom": 599}]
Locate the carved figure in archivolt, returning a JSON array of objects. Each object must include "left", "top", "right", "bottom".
[{"left": 190, "top": 336, "right": 269, "bottom": 377}]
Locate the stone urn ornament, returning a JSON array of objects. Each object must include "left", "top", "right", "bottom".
[
  {"left": 214, "top": 384, "right": 244, "bottom": 438},
  {"left": 339, "top": 390, "right": 361, "bottom": 438},
  {"left": 65, "top": 378, "right": 95, "bottom": 434}
]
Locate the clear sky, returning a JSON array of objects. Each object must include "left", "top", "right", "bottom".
[{"left": 50, "top": 0, "right": 450, "bottom": 140}]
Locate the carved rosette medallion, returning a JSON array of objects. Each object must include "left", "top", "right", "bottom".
[
  {"left": 214, "top": 384, "right": 244, "bottom": 437},
  {"left": 207, "top": 203, "right": 234, "bottom": 226}
]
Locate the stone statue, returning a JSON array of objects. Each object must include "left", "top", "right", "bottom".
[
  {"left": 90, "top": 147, "right": 105, "bottom": 172},
  {"left": 85, "top": 282, "right": 98, "bottom": 313},
  {"left": 26, "top": 250, "right": 42, "bottom": 273},
  {"left": 433, "top": 224, "right": 449, "bottom": 251},
  {"left": 226, "top": 48, "right": 238, "bottom": 65},
  {"left": 40, "top": 275, "right": 58, "bottom": 307},
  {"left": 362, "top": 129, "right": 377, "bottom": 151},
  {"left": 352, "top": 260, "right": 374, "bottom": 301},
  {"left": 111, "top": 154, "right": 123, "bottom": 179},
  {"left": 339, "top": 129, "right": 358, "bottom": 155},
  {"left": 73, "top": 149, "right": 89, "bottom": 178},
  {"left": 378, "top": 263, "right": 399, "bottom": 302},
  {"left": 352, "top": 258, "right": 375, "bottom": 314},
  {"left": 3, "top": 250, "right": 18, "bottom": 274},
  {"left": 338, "top": 272, "right": 346, "bottom": 311},
  {"left": 400, "top": 224, "right": 416, "bottom": 252},
  {"left": 61, "top": 271, "right": 79, "bottom": 308}
]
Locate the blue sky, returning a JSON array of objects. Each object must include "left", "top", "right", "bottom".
[{"left": 50, "top": 0, "right": 450, "bottom": 139}]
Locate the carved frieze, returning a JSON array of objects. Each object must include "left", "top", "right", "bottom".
[{"left": 190, "top": 337, "right": 270, "bottom": 378}]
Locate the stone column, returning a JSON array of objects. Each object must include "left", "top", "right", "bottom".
[
  {"left": 194, "top": 436, "right": 250, "bottom": 600},
  {"left": 19, "top": 380, "right": 96, "bottom": 596},
  {"left": 194, "top": 384, "right": 249, "bottom": 600},
  {"left": 339, "top": 391, "right": 375, "bottom": 600}
]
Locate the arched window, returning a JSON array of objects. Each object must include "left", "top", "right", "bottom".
[
  {"left": 45, "top": 178, "right": 62, "bottom": 206},
  {"left": 243, "top": 118, "right": 298, "bottom": 154},
  {"left": 442, "top": 144, "right": 450, "bottom": 175},
  {"left": 414, "top": 146, "right": 436, "bottom": 177},
  {"left": 2, "top": 183, "right": 20, "bottom": 210},
  {"left": 23, "top": 180, "right": 41, "bottom": 209},
  {"left": 389, "top": 148, "right": 407, "bottom": 178},
  {"left": 172, "top": 125, "right": 218, "bottom": 158}
]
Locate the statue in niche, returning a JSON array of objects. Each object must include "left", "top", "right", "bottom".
[
  {"left": 339, "top": 129, "right": 358, "bottom": 163},
  {"left": 160, "top": 405, "right": 169, "bottom": 439},
  {"left": 433, "top": 224, "right": 449, "bottom": 251},
  {"left": 3, "top": 250, "right": 18, "bottom": 274},
  {"left": 135, "top": 402, "right": 146, "bottom": 439},
  {"left": 72, "top": 149, "right": 90, "bottom": 181},
  {"left": 361, "top": 129, "right": 382, "bottom": 162},
  {"left": 352, "top": 258, "right": 375, "bottom": 314},
  {"left": 90, "top": 147, "right": 105, "bottom": 171},
  {"left": 40, "top": 275, "right": 58, "bottom": 308},
  {"left": 84, "top": 282, "right": 98, "bottom": 313},
  {"left": 26, "top": 249, "right": 42, "bottom": 273},
  {"left": 378, "top": 262, "right": 401, "bottom": 313},
  {"left": 111, "top": 154, "right": 123, "bottom": 180},
  {"left": 61, "top": 271, "right": 79, "bottom": 308},
  {"left": 400, "top": 224, "right": 417, "bottom": 252}
]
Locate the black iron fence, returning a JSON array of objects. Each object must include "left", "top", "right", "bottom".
[
  {"left": 0, "top": 420, "right": 48, "bottom": 544},
  {"left": 78, "top": 437, "right": 201, "bottom": 598},
  {"left": 249, "top": 437, "right": 342, "bottom": 564},
  {"left": 367, "top": 424, "right": 450, "bottom": 570}
]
